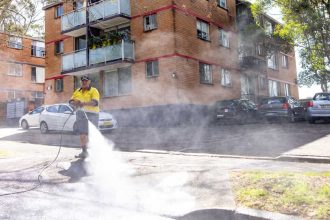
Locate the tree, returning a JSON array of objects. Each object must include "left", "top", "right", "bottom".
[
  {"left": 0, "top": 0, "right": 44, "bottom": 36},
  {"left": 252, "top": 0, "right": 330, "bottom": 92}
]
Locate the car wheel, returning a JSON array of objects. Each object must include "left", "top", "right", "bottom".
[
  {"left": 21, "top": 120, "right": 29, "bottom": 130},
  {"left": 40, "top": 121, "right": 49, "bottom": 134}
]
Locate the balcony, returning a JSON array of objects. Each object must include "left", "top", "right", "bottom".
[
  {"left": 61, "top": 40, "right": 134, "bottom": 73},
  {"left": 240, "top": 56, "right": 267, "bottom": 72},
  {"left": 61, "top": 8, "right": 86, "bottom": 37},
  {"left": 89, "top": 0, "right": 131, "bottom": 29}
]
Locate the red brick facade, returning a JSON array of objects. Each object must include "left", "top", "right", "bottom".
[
  {"left": 43, "top": 0, "right": 298, "bottom": 111},
  {"left": 0, "top": 32, "right": 45, "bottom": 122}
]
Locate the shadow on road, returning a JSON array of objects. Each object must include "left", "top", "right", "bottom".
[{"left": 58, "top": 159, "right": 87, "bottom": 183}]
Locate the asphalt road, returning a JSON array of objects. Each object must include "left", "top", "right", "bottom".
[{"left": 2, "top": 121, "right": 330, "bottom": 158}]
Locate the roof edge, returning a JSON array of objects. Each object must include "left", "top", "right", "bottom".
[{"left": 42, "top": 1, "right": 63, "bottom": 10}]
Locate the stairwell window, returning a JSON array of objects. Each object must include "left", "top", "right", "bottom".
[
  {"left": 200, "top": 63, "right": 212, "bottom": 84},
  {"left": 197, "top": 20, "right": 210, "bottom": 41},
  {"left": 8, "top": 36, "right": 22, "bottom": 49},
  {"left": 146, "top": 60, "right": 159, "bottom": 77},
  {"left": 55, "top": 78, "right": 64, "bottom": 92},
  {"left": 218, "top": 0, "right": 227, "bottom": 9},
  {"left": 144, "top": 14, "right": 157, "bottom": 31},
  {"left": 221, "top": 68, "right": 232, "bottom": 87},
  {"left": 55, "top": 40, "right": 64, "bottom": 54},
  {"left": 219, "top": 28, "right": 229, "bottom": 47},
  {"left": 55, "top": 5, "right": 63, "bottom": 18}
]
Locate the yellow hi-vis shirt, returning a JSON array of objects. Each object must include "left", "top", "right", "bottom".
[{"left": 71, "top": 86, "right": 100, "bottom": 113}]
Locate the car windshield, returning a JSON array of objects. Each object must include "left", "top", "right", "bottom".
[
  {"left": 314, "top": 93, "right": 330, "bottom": 101},
  {"left": 260, "top": 97, "right": 286, "bottom": 105}
]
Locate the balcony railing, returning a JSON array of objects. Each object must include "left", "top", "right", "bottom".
[
  {"left": 89, "top": 40, "right": 134, "bottom": 65},
  {"left": 61, "top": 8, "right": 86, "bottom": 32},
  {"left": 89, "top": 0, "right": 131, "bottom": 22},
  {"left": 62, "top": 49, "right": 87, "bottom": 72},
  {"left": 61, "top": 40, "right": 134, "bottom": 72}
]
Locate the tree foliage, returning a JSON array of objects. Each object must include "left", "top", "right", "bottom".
[
  {"left": 252, "top": 0, "right": 330, "bottom": 92},
  {"left": 0, "top": 0, "right": 44, "bottom": 36}
]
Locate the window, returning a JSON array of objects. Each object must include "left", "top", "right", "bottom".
[
  {"left": 31, "top": 67, "right": 45, "bottom": 83},
  {"left": 284, "top": 83, "right": 290, "bottom": 96},
  {"left": 219, "top": 28, "right": 229, "bottom": 47},
  {"left": 258, "top": 75, "right": 267, "bottom": 90},
  {"left": 46, "top": 105, "right": 59, "bottom": 113},
  {"left": 8, "top": 36, "right": 22, "bottom": 49},
  {"left": 199, "top": 63, "right": 212, "bottom": 84},
  {"left": 263, "top": 19, "right": 273, "bottom": 34},
  {"left": 75, "top": 35, "right": 86, "bottom": 50},
  {"left": 55, "top": 5, "right": 63, "bottom": 18},
  {"left": 255, "top": 44, "right": 264, "bottom": 56},
  {"left": 267, "top": 51, "right": 278, "bottom": 69},
  {"left": 221, "top": 68, "right": 231, "bottom": 87},
  {"left": 31, "top": 41, "right": 45, "bottom": 58},
  {"left": 31, "top": 91, "right": 44, "bottom": 99},
  {"left": 103, "top": 67, "right": 132, "bottom": 97},
  {"left": 218, "top": 0, "right": 227, "bottom": 9},
  {"left": 197, "top": 20, "right": 210, "bottom": 40},
  {"left": 268, "top": 80, "right": 280, "bottom": 97},
  {"left": 55, "top": 41, "right": 64, "bottom": 54},
  {"left": 8, "top": 63, "right": 23, "bottom": 76},
  {"left": 281, "top": 54, "right": 289, "bottom": 68},
  {"left": 146, "top": 60, "right": 159, "bottom": 77},
  {"left": 144, "top": 14, "right": 157, "bottom": 31},
  {"left": 55, "top": 79, "right": 64, "bottom": 92},
  {"left": 58, "top": 105, "right": 72, "bottom": 113},
  {"left": 7, "top": 90, "right": 23, "bottom": 99}
]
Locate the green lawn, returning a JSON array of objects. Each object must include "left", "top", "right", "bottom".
[{"left": 230, "top": 171, "right": 330, "bottom": 219}]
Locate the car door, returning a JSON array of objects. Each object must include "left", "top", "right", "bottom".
[
  {"left": 27, "top": 106, "right": 44, "bottom": 127},
  {"left": 57, "top": 104, "right": 75, "bottom": 131},
  {"left": 43, "top": 105, "right": 60, "bottom": 130}
]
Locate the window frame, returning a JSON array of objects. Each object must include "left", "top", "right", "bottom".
[
  {"left": 55, "top": 5, "right": 63, "bottom": 18},
  {"left": 8, "top": 36, "right": 23, "bottom": 49},
  {"left": 218, "top": 28, "right": 230, "bottom": 48},
  {"left": 197, "top": 19, "right": 210, "bottom": 41},
  {"left": 8, "top": 63, "right": 23, "bottom": 77},
  {"left": 55, "top": 78, "right": 64, "bottom": 93},
  {"left": 146, "top": 60, "right": 159, "bottom": 78},
  {"left": 221, "top": 68, "right": 232, "bottom": 87},
  {"left": 267, "top": 51, "right": 278, "bottom": 70},
  {"left": 103, "top": 68, "right": 132, "bottom": 97},
  {"left": 199, "top": 63, "right": 213, "bottom": 84},
  {"left": 281, "top": 54, "right": 289, "bottom": 68},
  {"left": 218, "top": 0, "right": 227, "bottom": 9},
  {"left": 55, "top": 40, "right": 64, "bottom": 55},
  {"left": 268, "top": 80, "right": 280, "bottom": 97},
  {"left": 284, "top": 83, "right": 290, "bottom": 96},
  {"left": 144, "top": 14, "right": 158, "bottom": 31}
]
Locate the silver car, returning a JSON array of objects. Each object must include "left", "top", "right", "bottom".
[
  {"left": 19, "top": 106, "right": 47, "bottom": 129},
  {"left": 306, "top": 93, "right": 330, "bottom": 123},
  {"left": 39, "top": 103, "right": 118, "bottom": 133}
]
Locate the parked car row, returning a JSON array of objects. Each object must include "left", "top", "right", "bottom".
[
  {"left": 213, "top": 93, "right": 330, "bottom": 124},
  {"left": 19, "top": 103, "right": 118, "bottom": 133}
]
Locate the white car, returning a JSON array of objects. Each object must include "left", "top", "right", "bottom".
[
  {"left": 36, "top": 103, "right": 117, "bottom": 133},
  {"left": 19, "top": 106, "right": 47, "bottom": 129}
]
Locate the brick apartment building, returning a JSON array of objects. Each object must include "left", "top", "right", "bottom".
[
  {"left": 0, "top": 32, "right": 45, "bottom": 124},
  {"left": 236, "top": 0, "right": 298, "bottom": 101},
  {"left": 42, "top": 0, "right": 298, "bottom": 124}
]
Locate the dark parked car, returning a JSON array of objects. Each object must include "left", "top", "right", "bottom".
[
  {"left": 258, "top": 96, "right": 305, "bottom": 122},
  {"left": 306, "top": 92, "right": 330, "bottom": 123},
  {"left": 213, "top": 99, "right": 259, "bottom": 124}
]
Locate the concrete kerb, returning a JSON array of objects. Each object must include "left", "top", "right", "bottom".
[
  {"left": 276, "top": 155, "right": 330, "bottom": 164},
  {"left": 174, "top": 207, "right": 305, "bottom": 220}
]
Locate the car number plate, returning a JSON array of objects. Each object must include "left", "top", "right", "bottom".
[
  {"left": 102, "top": 121, "right": 113, "bottom": 126},
  {"left": 224, "top": 109, "right": 229, "bottom": 112},
  {"left": 321, "top": 105, "right": 330, "bottom": 109}
]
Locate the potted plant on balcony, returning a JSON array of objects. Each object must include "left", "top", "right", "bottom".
[
  {"left": 89, "top": 37, "right": 97, "bottom": 50},
  {"left": 108, "top": 32, "right": 123, "bottom": 46}
]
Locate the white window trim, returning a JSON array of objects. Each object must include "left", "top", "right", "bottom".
[
  {"left": 8, "top": 36, "right": 22, "bottom": 49},
  {"left": 219, "top": 28, "right": 230, "bottom": 48},
  {"left": 144, "top": 14, "right": 157, "bottom": 31},
  {"left": 200, "top": 63, "right": 213, "bottom": 84},
  {"left": 221, "top": 68, "right": 232, "bottom": 87},
  {"left": 197, "top": 20, "right": 210, "bottom": 41},
  {"left": 281, "top": 54, "right": 289, "bottom": 68},
  {"left": 267, "top": 52, "right": 278, "bottom": 70}
]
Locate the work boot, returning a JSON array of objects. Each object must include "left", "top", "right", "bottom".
[{"left": 75, "top": 151, "right": 88, "bottom": 159}]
